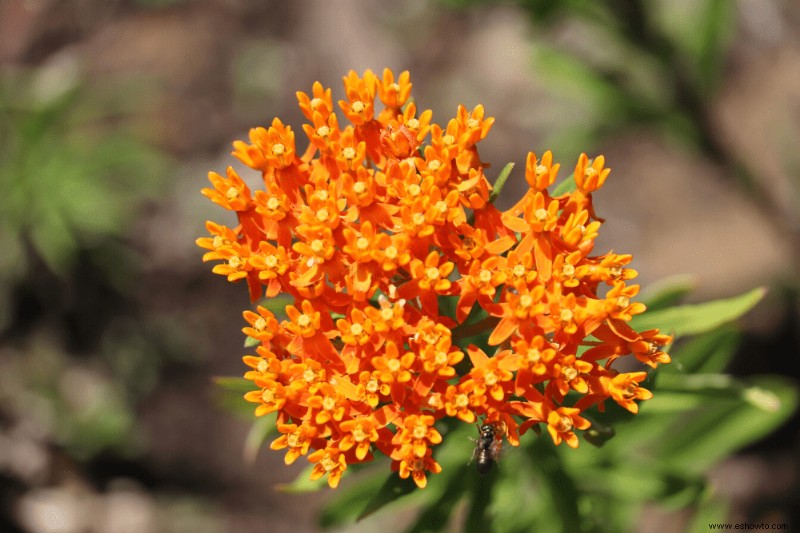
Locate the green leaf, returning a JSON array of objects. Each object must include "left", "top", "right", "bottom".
[
  {"left": 437, "top": 294, "right": 459, "bottom": 320},
  {"left": 630, "top": 287, "right": 766, "bottom": 339},
  {"left": 212, "top": 376, "right": 256, "bottom": 417},
  {"left": 243, "top": 414, "right": 276, "bottom": 463},
  {"left": 579, "top": 463, "right": 703, "bottom": 504},
  {"left": 656, "top": 375, "right": 798, "bottom": 474},
  {"left": 244, "top": 335, "right": 260, "bottom": 348},
  {"left": 639, "top": 274, "right": 696, "bottom": 311},
  {"left": 694, "top": 0, "right": 735, "bottom": 94},
  {"left": 213, "top": 376, "right": 254, "bottom": 394},
  {"left": 535, "top": 45, "right": 630, "bottom": 117},
  {"left": 28, "top": 208, "right": 77, "bottom": 275},
  {"left": 654, "top": 373, "right": 761, "bottom": 406},
  {"left": 637, "top": 390, "right": 721, "bottom": 414},
  {"left": 661, "top": 325, "right": 741, "bottom": 375},
  {"left": 488, "top": 162, "right": 514, "bottom": 204},
  {"left": 256, "top": 295, "right": 293, "bottom": 317},
  {"left": 358, "top": 473, "right": 420, "bottom": 522},
  {"left": 276, "top": 463, "right": 328, "bottom": 493},
  {"left": 551, "top": 173, "right": 576, "bottom": 196},
  {"left": 318, "top": 467, "right": 410, "bottom": 527}
]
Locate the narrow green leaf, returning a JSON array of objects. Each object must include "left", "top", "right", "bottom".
[
  {"left": 639, "top": 274, "right": 696, "bottom": 312},
  {"left": 213, "top": 376, "right": 254, "bottom": 393},
  {"left": 638, "top": 390, "right": 723, "bottom": 414},
  {"left": 630, "top": 287, "right": 766, "bottom": 338},
  {"left": 658, "top": 474, "right": 708, "bottom": 510},
  {"left": 29, "top": 209, "right": 77, "bottom": 275},
  {"left": 695, "top": 0, "right": 735, "bottom": 94},
  {"left": 535, "top": 45, "right": 629, "bottom": 115},
  {"left": 357, "top": 473, "right": 418, "bottom": 521},
  {"left": 488, "top": 162, "right": 514, "bottom": 204},
  {"left": 318, "top": 468, "right": 410, "bottom": 527},
  {"left": 660, "top": 326, "right": 741, "bottom": 375},
  {"left": 276, "top": 463, "right": 328, "bottom": 493},
  {"left": 258, "top": 295, "right": 292, "bottom": 316},
  {"left": 243, "top": 414, "right": 276, "bottom": 463},
  {"left": 656, "top": 373, "right": 743, "bottom": 394},
  {"left": 212, "top": 376, "right": 256, "bottom": 417},
  {"left": 437, "top": 294, "right": 459, "bottom": 319},
  {"left": 551, "top": 173, "right": 576, "bottom": 196},
  {"left": 657, "top": 376, "right": 797, "bottom": 474}
]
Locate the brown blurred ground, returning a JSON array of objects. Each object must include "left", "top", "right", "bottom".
[{"left": 1, "top": 1, "right": 798, "bottom": 532}]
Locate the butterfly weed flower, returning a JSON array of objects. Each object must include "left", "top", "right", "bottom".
[{"left": 198, "top": 68, "right": 672, "bottom": 489}]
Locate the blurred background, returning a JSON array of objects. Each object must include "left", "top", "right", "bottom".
[{"left": 0, "top": 0, "right": 798, "bottom": 531}]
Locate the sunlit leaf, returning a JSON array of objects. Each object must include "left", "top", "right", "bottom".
[
  {"left": 639, "top": 274, "right": 696, "bottom": 312},
  {"left": 630, "top": 287, "right": 766, "bottom": 338},
  {"left": 637, "top": 390, "right": 722, "bottom": 414}
]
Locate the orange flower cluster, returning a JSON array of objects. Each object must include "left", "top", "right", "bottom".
[{"left": 198, "top": 69, "right": 671, "bottom": 489}]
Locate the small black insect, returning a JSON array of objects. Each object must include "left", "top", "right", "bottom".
[{"left": 473, "top": 423, "right": 504, "bottom": 474}]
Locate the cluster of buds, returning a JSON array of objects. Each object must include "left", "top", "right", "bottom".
[{"left": 198, "top": 68, "right": 671, "bottom": 489}]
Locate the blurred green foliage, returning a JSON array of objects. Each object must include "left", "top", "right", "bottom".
[
  {"left": 0, "top": 64, "right": 166, "bottom": 302},
  {"left": 0, "top": 60, "right": 173, "bottom": 463},
  {"left": 0, "top": 338, "right": 139, "bottom": 460},
  {"left": 443, "top": 0, "right": 736, "bottom": 164}
]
